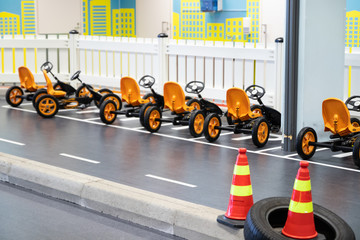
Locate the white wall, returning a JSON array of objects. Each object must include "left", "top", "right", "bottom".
[{"left": 136, "top": 0, "right": 172, "bottom": 38}]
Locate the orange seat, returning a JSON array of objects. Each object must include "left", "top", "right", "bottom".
[
  {"left": 226, "top": 87, "right": 262, "bottom": 121},
  {"left": 42, "top": 70, "right": 67, "bottom": 97},
  {"left": 164, "top": 81, "right": 193, "bottom": 114},
  {"left": 120, "top": 76, "right": 149, "bottom": 106},
  {"left": 322, "top": 98, "right": 360, "bottom": 136},
  {"left": 18, "top": 66, "right": 46, "bottom": 91}
]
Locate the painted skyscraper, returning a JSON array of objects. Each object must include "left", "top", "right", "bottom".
[
  {"left": 90, "top": 0, "right": 111, "bottom": 36},
  {"left": 0, "top": 12, "right": 20, "bottom": 35},
  {"left": 21, "top": 0, "right": 35, "bottom": 34}
]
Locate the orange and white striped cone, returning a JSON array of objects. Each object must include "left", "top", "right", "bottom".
[
  {"left": 217, "top": 148, "right": 253, "bottom": 228},
  {"left": 282, "top": 161, "right": 318, "bottom": 239}
]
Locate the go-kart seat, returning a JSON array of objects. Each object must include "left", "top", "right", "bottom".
[
  {"left": 18, "top": 66, "right": 46, "bottom": 92},
  {"left": 226, "top": 87, "right": 262, "bottom": 121},
  {"left": 120, "top": 76, "right": 149, "bottom": 106},
  {"left": 164, "top": 81, "right": 194, "bottom": 114},
  {"left": 42, "top": 70, "right": 66, "bottom": 97},
  {"left": 322, "top": 98, "right": 360, "bottom": 136}
]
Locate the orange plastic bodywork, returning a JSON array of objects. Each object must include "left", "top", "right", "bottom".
[
  {"left": 226, "top": 88, "right": 261, "bottom": 121},
  {"left": 18, "top": 66, "right": 46, "bottom": 91},
  {"left": 322, "top": 98, "right": 360, "bottom": 136},
  {"left": 164, "top": 81, "right": 194, "bottom": 114},
  {"left": 42, "top": 70, "right": 67, "bottom": 97},
  {"left": 120, "top": 76, "right": 149, "bottom": 106}
]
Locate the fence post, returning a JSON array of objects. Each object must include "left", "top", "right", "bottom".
[
  {"left": 69, "top": 30, "right": 79, "bottom": 85},
  {"left": 274, "top": 37, "right": 284, "bottom": 113},
  {"left": 157, "top": 33, "right": 168, "bottom": 94}
]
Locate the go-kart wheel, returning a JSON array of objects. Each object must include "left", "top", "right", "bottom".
[
  {"left": 252, "top": 117, "right": 270, "bottom": 148},
  {"left": 76, "top": 86, "right": 93, "bottom": 98},
  {"left": 185, "top": 96, "right": 192, "bottom": 102},
  {"left": 144, "top": 106, "right": 162, "bottom": 132},
  {"left": 35, "top": 95, "right": 59, "bottom": 118},
  {"left": 99, "top": 93, "right": 122, "bottom": 110},
  {"left": 142, "top": 93, "right": 156, "bottom": 104},
  {"left": 225, "top": 111, "right": 235, "bottom": 125},
  {"left": 6, "top": 86, "right": 24, "bottom": 107},
  {"left": 53, "top": 83, "right": 62, "bottom": 90},
  {"left": 32, "top": 89, "right": 48, "bottom": 108},
  {"left": 350, "top": 118, "right": 360, "bottom": 128},
  {"left": 251, "top": 104, "right": 264, "bottom": 116},
  {"left": 94, "top": 88, "right": 113, "bottom": 108},
  {"left": 100, "top": 100, "right": 118, "bottom": 124},
  {"left": 296, "top": 127, "right": 317, "bottom": 160},
  {"left": 189, "top": 110, "right": 205, "bottom": 137},
  {"left": 352, "top": 137, "right": 360, "bottom": 168},
  {"left": 186, "top": 98, "right": 201, "bottom": 110},
  {"left": 244, "top": 197, "right": 355, "bottom": 240},
  {"left": 139, "top": 102, "right": 153, "bottom": 127},
  {"left": 204, "top": 113, "right": 222, "bottom": 142}
]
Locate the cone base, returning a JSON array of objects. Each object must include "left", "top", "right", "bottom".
[{"left": 216, "top": 214, "right": 245, "bottom": 228}]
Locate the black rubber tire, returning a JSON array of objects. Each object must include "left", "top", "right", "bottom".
[
  {"left": 224, "top": 111, "right": 234, "bottom": 125},
  {"left": 189, "top": 110, "right": 205, "bottom": 137},
  {"left": 94, "top": 88, "right": 113, "bottom": 108},
  {"left": 352, "top": 137, "right": 360, "bottom": 168},
  {"left": 204, "top": 113, "right": 222, "bottom": 142},
  {"left": 99, "top": 100, "right": 118, "bottom": 124},
  {"left": 32, "top": 89, "right": 48, "bottom": 108},
  {"left": 35, "top": 95, "right": 59, "bottom": 118},
  {"left": 243, "top": 197, "right": 355, "bottom": 240},
  {"left": 75, "top": 85, "right": 93, "bottom": 98},
  {"left": 296, "top": 127, "right": 318, "bottom": 160},
  {"left": 251, "top": 104, "right": 264, "bottom": 116},
  {"left": 53, "top": 83, "right": 62, "bottom": 90},
  {"left": 142, "top": 93, "right": 155, "bottom": 104},
  {"left": 99, "top": 93, "right": 122, "bottom": 111},
  {"left": 139, "top": 102, "right": 153, "bottom": 127},
  {"left": 144, "top": 106, "right": 162, "bottom": 133},
  {"left": 186, "top": 98, "right": 202, "bottom": 110},
  {"left": 185, "top": 96, "right": 192, "bottom": 102},
  {"left": 6, "top": 86, "right": 24, "bottom": 107},
  {"left": 350, "top": 118, "right": 360, "bottom": 128},
  {"left": 252, "top": 117, "right": 270, "bottom": 148}
]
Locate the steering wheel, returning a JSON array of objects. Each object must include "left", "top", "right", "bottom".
[
  {"left": 40, "top": 61, "right": 53, "bottom": 73},
  {"left": 245, "top": 85, "right": 266, "bottom": 100},
  {"left": 185, "top": 81, "right": 205, "bottom": 94},
  {"left": 138, "top": 75, "right": 155, "bottom": 88},
  {"left": 71, "top": 70, "right": 81, "bottom": 80},
  {"left": 345, "top": 96, "right": 360, "bottom": 112}
]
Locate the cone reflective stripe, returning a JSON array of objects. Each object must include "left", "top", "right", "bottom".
[
  {"left": 282, "top": 161, "right": 318, "bottom": 239},
  {"left": 224, "top": 148, "right": 253, "bottom": 221}
]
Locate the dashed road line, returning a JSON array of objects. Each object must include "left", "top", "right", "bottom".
[
  {"left": 333, "top": 152, "right": 353, "bottom": 158},
  {"left": 145, "top": 174, "right": 197, "bottom": 188},
  {"left": 60, "top": 153, "right": 100, "bottom": 164},
  {"left": 0, "top": 137, "right": 25, "bottom": 146},
  {"left": 256, "top": 146, "right": 282, "bottom": 153}
]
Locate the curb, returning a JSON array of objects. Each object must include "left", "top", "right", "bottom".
[{"left": 0, "top": 152, "right": 244, "bottom": 240}]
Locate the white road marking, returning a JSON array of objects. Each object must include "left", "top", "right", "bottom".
[
  {"left": 194, "top": 132, "right": 234, "bottom": 140},
  {"left": 76, "top": 110, "right": 98, "bottom": 114},
  {"left": 268, "top": 135, "right": 283, "bottom": 141},
  {"left": 232, "top": 136, "right": 252, "bottom": 141},
  {"left": 0, "top": 138, "right": 25, "bottom": 146},
  {"left": 256, "top": 146, "right": 282, "bottom": 153},
  {"left": 84, "top": 117, "right": 100, "bottom": 121},
  {"left": 171, "top": 126, "right": 189, "bottom": 130},
  {"left": 59, "top": 109, "right": 78, "bottom": 112},
  {"left": 60, "top": 153, "right": 100, "bottom": 164},
  {"left": 119, "top": 118, "right": 140, "bottom": 122},
  {"left": 161, "top": 123, "right": 173, "bottom": 127},
  {"left": 20, "top": 103, "right": 33, "bottom": 106},
  {"left": 4, "top": 106, "right": 360, "bottom": 173},
  {"left": 333, "top": 152, "right": 353, "bottom": 158},
  {"left": 284, "top": 148, "right": 329, "bottom": 158},
  {"left": 145, "top": 174, "right": 197, "bottom": 188}
]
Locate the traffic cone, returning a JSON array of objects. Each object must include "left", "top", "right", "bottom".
[
  {"left": 282, "top": 161, "right": 318, "bottom": 239},
  {"left": 217, "top": 148, "right": 253, "bottom": 228}
]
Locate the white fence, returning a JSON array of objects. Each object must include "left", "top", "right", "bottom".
[{"left": 1, "top": 33, "right": 359, "bottom": 109}]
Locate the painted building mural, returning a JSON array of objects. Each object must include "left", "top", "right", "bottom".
[
  {"left": 172, "top": 0, "right": 259, "bottom": 43},
  {"left": 346, "top": 0, "right": 360, "bottom": 48}
]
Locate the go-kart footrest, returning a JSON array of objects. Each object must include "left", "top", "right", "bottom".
[
  {"left": 215, "top": 126, "right": 234, "bottom": 131},
  {"left": 157, "top": 118, "right": 173, "bottom": 123}
]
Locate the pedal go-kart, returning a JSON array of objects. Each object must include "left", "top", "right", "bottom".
[
  {"left": 143, "top": 81, "right": 222, "bottom": 137},
  {"left": 32, "top": 62, "right": 113, "bottom": 108},
  {"left": 203, "top": 85, "right": 281, "bottom": 147},
  {"left": 297, "top": 98, "right": 360, "bottom": 168},
  {"left": 5, "top": 66, "right": 46, "bottom": 107},
  {"left": 34, "top": 66, "right": 119, "bottom": 118},
  {"left": 99, "top": 75, "right": 163, "bottom": 125},
  {"left": 345, "top": 95, "right": 360, "bottom": 127}
]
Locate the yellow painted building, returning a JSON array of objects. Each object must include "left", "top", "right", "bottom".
[
  {"left": 90, "top": 0, "right": 111, "bottom": 36},
  {"left": 173, "top": 12, "right": 180, "bottom": 40},
  {"left": 83, "top": 0, "right": 89, "bottom": 35},
  {"left": 112, "top": 9, "right": 120, "bottom": 36},
  {"left": 21, "top": 0, "right": 35, "bottom": 35},
  {"left": 180, "top": 0, "right": 205, "bottom": 40},
  {"left": 207, "top": 23, "right": 224, "bottom": 41},
  {"left": 120, "top": 9, "right": 135, "bottom": 37},
  {"left": 346, "top": 11, "right": 360, "bottom": 48},
  {"left": 247, "top": 0, "right": 260, "bottom": 43},
  {"left": 0, "top": 12, "right": 20, "bottom": 35},
  {"left": 225, "top": 18, "right": 246, "bottom": 42}
]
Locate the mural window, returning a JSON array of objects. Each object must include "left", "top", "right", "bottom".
[
  {"left": 233, "top": 27, "right": 235, "bottom": 32},
  {"left": 238, "top": 21, "right": 241, "bottom": 26},
  {"left": 220, "top": 33, "right": 222, "bottom": 37},
  {"left": 201, "top": 34, "right": 203, "bottom": 38},
  {"left": 350, "top": 17, "right": 353, "bottom": 21},
  {"left": 350, "top": 22, "right": 353, "bottom": 25},
  {"left": 227, "top": 27, "right": 230, "bottom": 32},
  {"left": 238, "top": 36, "right": 241, "bottom": 40},
  {"left": 186, "top": 33, "right": 188, "bottom": 37},
  {"left": 356, "top": 31, "right": 359, "bottom": 34},
  {"left": 238, "top": 28, "right": 241, "bottom": 32},
  {"left": 227, "top": 21, "right": 230, "bottom": 25},
  {"left": 214, "top": 26, "right": 217, "bottom": 31},
  {"left": 233, "top": 21, "right": 236, "bottom": 25},
  {"left": 214, "top": 33, "right": 217, "bottom": 37},
  {"left": 200, "top": 27, "right": 202, "bottom": 31},
  {"left": 220, "top": 26, "right": 222, "bottom": 31},
  {"left": 197, "top": 33, "right": 199, "bottom": 38},
  {"left": 257, "top": 2, "right": 259, "bottom": 6},
  {"left": 209, "top": 32, "right": 212, "bottom": 37}
]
